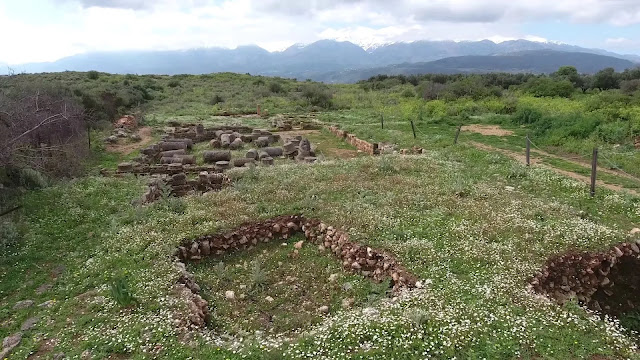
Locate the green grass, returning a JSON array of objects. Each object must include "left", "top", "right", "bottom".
[
  {"left": 2, "top": 145, "right": 639, "bottom": 358},
  {"left": 2, "top": 72, "right": 640, "bottom": 359},
  {"left": 189, "top": 234, "right": 386, "bottom": 336}
]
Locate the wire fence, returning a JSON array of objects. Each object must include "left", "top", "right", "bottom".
[{"left": 390, "top": 117, "right": 639, "bottom": 196}]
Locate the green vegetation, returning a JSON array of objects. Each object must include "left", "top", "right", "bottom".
[{"left": 1, "top": 68, "right": 640, "bottom": 359}]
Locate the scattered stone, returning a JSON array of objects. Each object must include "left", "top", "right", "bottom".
[
  {"left": 265, "top": 296, "right": 274, "bottom": 303},
  {"left": 104, "top": 135, "right": 118, "bottom": 143},
  {"left": 130, "top": 134, "right": 142, "bottom": 142},
  {"left": 261, "top": 157, "right": 274, "bottom": 166},
  {"left": 1, "top": 332, "right": 22, "bottom": 358},
  {"left": 362, "top": 307, "right": 380, "bottom": 317},
  {"left": 13, "top": 300, "right": 34, "bottom": 310},
  {"left": 318, "top": 245, "right": 326, "bottom": 252},
  {"left": 246, "top": 149, "right": 258, "bottom": 160},
  {"left": 342, "top": 298, "right": 354, "bottom": 309},
  {"left": 505, "top": 186, "right": 515, "bottom": 191},
  {"left": 317, "top": 305, "right": 329, "bottom": 314},
  {"left": 53, "top": 353, "right": 66, "bottom": 360},
  {"left": 328, "top": 274, "right": 339, "bottom": 282},
  {"left": 20, "top": 316, "right": 39, "bottom": 331},
  {"left": 294, "top": 240, "right": 304, "bottom": 249},
  {"left": 203, "top": 150, "right": 231, "bottom": 164},
  {"left": 631, "top": 228, "right": 640, "bottom": 235},
  {"left": 38, "top": 300, "right": 55, "bottom": 308},
  {"left": 225, "top": 290, "right": 235, "bottom": 300}
]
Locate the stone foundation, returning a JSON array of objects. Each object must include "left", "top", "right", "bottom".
[
  {"left": 529, "top": 240, "right": 640, "bottom": 316},
  {"left": 174, "top": 215, "right": 418, "bottom": 328},
  {"left": 328, "top": 126, "right": 379, "bottom": 155}
]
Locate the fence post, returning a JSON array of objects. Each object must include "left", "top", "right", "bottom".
[
  {"left": 454, "top": 124, "right": 462, "bottom": 144},
  {"left": 257, "top": 104, "right": 261, "bottom": 116},
  {"left": 526, "top": 135, "right": 531, "bottom": 166},
  {"left": 381, "top": 114, "right": 384, "bottom": 129},
  {"left": 410, "top": 120, "right": 417, "bottom": 139},
  {"left": 590, "top": 147, "right": 598, "bottom": 197}
]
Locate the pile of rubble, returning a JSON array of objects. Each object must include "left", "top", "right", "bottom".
[
  {"left": 104, "top": 115, "right": 142, "bottom": 144},
  {"left": 270, "top": 114, "right": 322, "bottom": 131},
  {"left": 529, "top": 239, "right": 640, "bottom": 316},
  {"left": 136, "top": 171, "right": 231, "bottom": 204}
]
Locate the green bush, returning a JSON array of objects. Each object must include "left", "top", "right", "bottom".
[
  {"left": 523, "top": 77, "right": 575, "bottom": 98},
  {"left": 167, "top": 80, "right": 181, "bottom": 88},
  {"left": 301, "top": 84, "right": 333, "bottom": 109},
  {"left": 401, "top": 88, "right": 415, "bottom": 98},
  {"left": 269, "top": 82, "right": 284, "bottom": 94},
  {"left": 595, "top": 122, "right": 630, "bottom": 143},
  {"left": 87, "top": 71, "right": 100, "bottom": 80},
  {"left": 513, "top": 107, "right": 543, "bottom": 125},
  {"left": 0, "top": 220, "right": 21, "bottom": 250}
]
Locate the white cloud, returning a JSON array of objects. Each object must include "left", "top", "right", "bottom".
[{"left": 1, "top": 0, "right": 639, "bottom": 64}]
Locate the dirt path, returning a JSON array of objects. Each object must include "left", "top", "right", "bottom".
[
  {"left": 469, "top": 141, "right": 639, "bottom": 196},
  {"left": 462, "top": 124, "right": 514, "bottom": 137},
  {"left": 106, "top": 127, "right": 153, "bottom": 155}
]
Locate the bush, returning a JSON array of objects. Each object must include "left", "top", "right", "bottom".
[
  {"left": 401, "top": 88, "right": 415, "bottom": 98},
  {"left": 167, "top": 80, "right": 181, "bottom": 88},
  {"left": 595, "top": 122, "right": 630, "bottom": 143},
  {"left": 87, "top": 71, "right": 100, "bottom": 80},
  {"left": 513, "top": 107, "right": 543, "bottom": 125},
  {"left": 301, "top": 84, "right": 333, "bottom": 109},
  {"left": 0, "top": 220, "right": 21, "bottom": 250},
  {"left": 523, "top": 78, "right": 575, "bottom": 98},
  {"left": 269, "top": 82, "right": 284, "bottom": 94},
  {"left": 211, "top": 94, "right": 224, "bottom": 105}
]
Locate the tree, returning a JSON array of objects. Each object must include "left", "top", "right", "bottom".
[
  {"left": 592, "top": 67, "right": 619, "bottom": 90},
  {"left": 553, "top": 66, "right": 583, "bottom": 89},
  {"left": 0, "top": 86, "right": 88, "bottom": 179}
]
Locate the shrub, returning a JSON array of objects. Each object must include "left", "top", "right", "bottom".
[
  {"left": 523, "top": 78, "right": 575, "bottom": 98},
  {"left": 513, "top": 107, "right": 543, "bottom": 125},
  {"left": 301, "top": 84, "right": 333, "bottom": 109},
  {"left": 595, "top": 122, "right": 630, "bottom": 143},
  {"left": 401, "top": 88, "right": 415, "bottom": 98},
  {"left": 0, "top": 220, "right": 21, "bottom": 250},
  {"left": 211, "top": 94, "right": 224, "bottom": 105},
  {"left": 269, "top": 82, "right": 284, "bottom": 94},
  {"left": 167, "top": 80, "right": 181, "bottom": 88},
  {"left": 87, "top": 71, "right": 100, "bottom": 80}
]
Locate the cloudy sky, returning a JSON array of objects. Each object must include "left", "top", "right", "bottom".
[{"left": 1, "top": 0, "right": 639, "bottom": 64}]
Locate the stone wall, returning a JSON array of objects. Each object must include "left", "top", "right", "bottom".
[
  {"left": 174, "top": 215, "right": 418, "bottom": 328},
  {"left": 328, "top": 126, "right": 379, "bottom": 155},
  {"left": 103, "top": 163, "right": 222, "bottom": 176},
  {"left": 529, "top": 240, "right": 640, "bottom": 315}
]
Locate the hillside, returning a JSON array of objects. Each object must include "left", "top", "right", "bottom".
[
  {"left": 321, "top": 50, "right": 637, "bottom": 83},
  {"left": 6, "top": 40, "right": 639, "bottom": 82},
  {"left": 1, "top": 71, "right": 640, "bottom": 359}
]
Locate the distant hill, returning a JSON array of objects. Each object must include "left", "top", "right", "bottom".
[
  {"left": 5, "top": 40, "right": 639, "bottom": 82},
  {"left": 319, "top": 50, "right": 637, "bottom": 83}
]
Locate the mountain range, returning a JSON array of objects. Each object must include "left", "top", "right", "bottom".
[{"left": 4, "top": 39, "right": 639, "bottom": 83}]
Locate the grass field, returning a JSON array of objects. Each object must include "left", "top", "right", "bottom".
[{"left": 1, "top": 72, "right": 640, "bottom": 359}]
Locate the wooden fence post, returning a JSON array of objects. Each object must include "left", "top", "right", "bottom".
[
  {"left": 454, "top": 125, "right": 462, "bottom": 144},
  {"left": 526, "top": 135, "right": 531, "bottom": 166},
  {"left": 381, "top": 114, "right": 384, "bottom": 129},
  {"left": 590, "top": 147, "right": 598, "bottom": 197},
  {"left": 410, "top": 120, "right": 417, "bottom": 139}
]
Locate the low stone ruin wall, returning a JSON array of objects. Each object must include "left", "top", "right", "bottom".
[
  {"left": 529, "top": 240, "right": 640, "bottom": 316},
  {"left": 328, "top": 126, "right": 379, "bottom": 155},
  {"left": 174, "top": 215, "right": 418, "bottom": 328},
  {"left": 137, "top": 172, "right": 231, "bottom": 204},
  {"left": 103, "top": 163, "right": 223, "bottom": 177}
]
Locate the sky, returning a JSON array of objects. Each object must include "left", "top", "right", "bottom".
[{"left": 0, "top": 0, "right": 639, "bottom": 64}]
